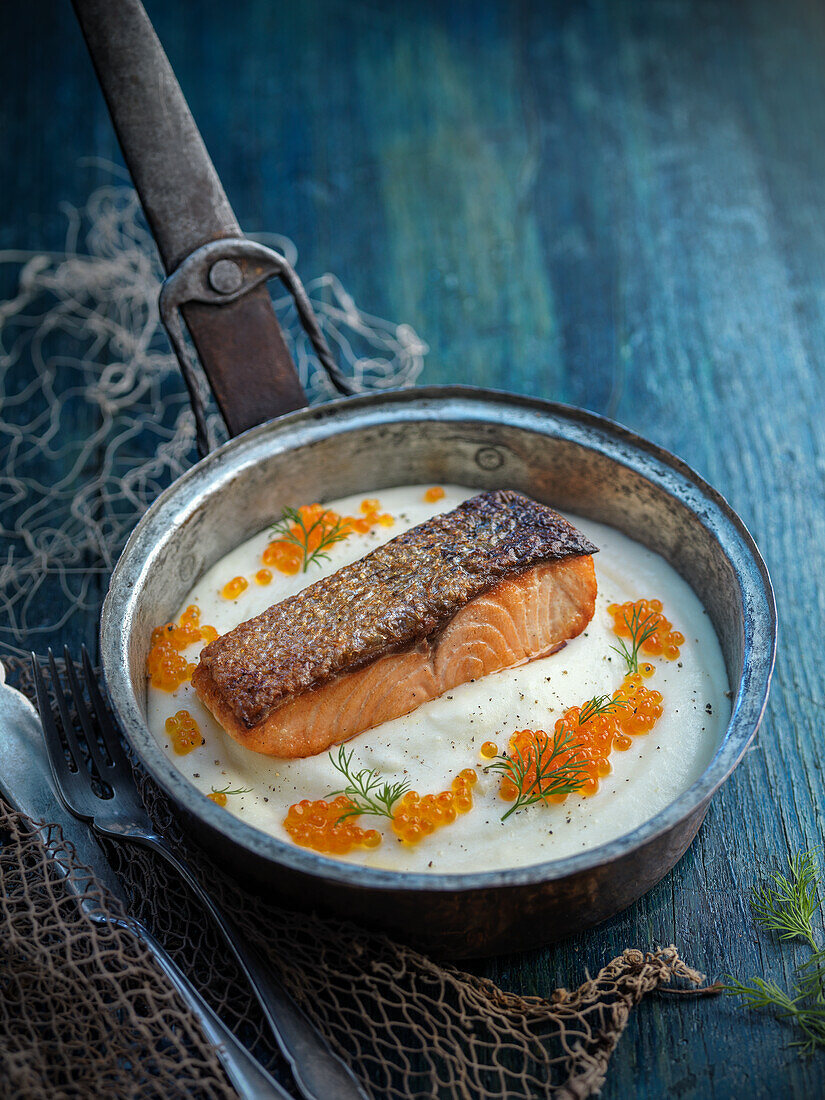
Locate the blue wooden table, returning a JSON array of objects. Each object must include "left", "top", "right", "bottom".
[{"left": 3, "top": 0, "right": 824, "bottom": 1096}]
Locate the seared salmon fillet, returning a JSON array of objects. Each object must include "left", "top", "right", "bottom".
[{"left": 193, "top": 491, "right": 598, "bottom": 758}]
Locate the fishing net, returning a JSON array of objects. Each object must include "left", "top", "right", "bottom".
[
  {"left": 0, "top": 175, "right": 704, "bottom": 1098},
  {"left": 0, "top": 167, "right": 427, "bottom": 656}
]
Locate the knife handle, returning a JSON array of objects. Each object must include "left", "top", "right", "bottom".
[{"left": 128, "top": 917, "right": 293, "bottom": 1100}]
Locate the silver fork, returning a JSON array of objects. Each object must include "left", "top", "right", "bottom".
[{"left": 31, "top": 646, "right": 367, "bottom": 1100}]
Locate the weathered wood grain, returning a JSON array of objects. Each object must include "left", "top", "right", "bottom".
[{"left": 3, "top": 0, "right": 825, "bottom": 1095}]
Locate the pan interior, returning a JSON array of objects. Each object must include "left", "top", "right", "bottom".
[{"left": 104, "top": 389, "right": 774, "bottom": 890}]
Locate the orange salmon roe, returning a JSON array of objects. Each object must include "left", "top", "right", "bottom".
[
  {"left": 255, "top": 568, "right": 273, "bottom": 586},
  {"left": 424, "top": 486, "right": 445, "bottom": 503},
  {"left": 608, "top": 598, "right": 685, "bottom": 660},
  {"left": 498, "top": 676, "right": 664, "bottom": 803},
  {"left": 147, "top": 605, "right": 218, "bottom": 691},
  {"left": 612, "top": 674, "right": 664, "bottom": 736},
  {"left": 391, "top": 769, "right": 478, "bottom": 845},
  {"left": 283, "top": 796, "right": 382, "bottom": 855},
  {"left": 221, "top": 575, "right": 249, "bottom": 600},
  {"left": 263, "top": 499, "right": 394, "bottom": 575},
  {"left": 208, "top": 785, "right": 251, "bottom": 807},
  {"left": 498, "top": 728, "right": 590, "bottom": 803},
  {"left": 165, "top": 709, "right": 203, "bottom": 755},
  {"left": 342, "top": 499, "right": 393, "bottom": 536},
  {"left": 480, "top": 740, "right": 498, "bottom": 759},
  {"left": 262, "top": 540, "right": 303, "bottom": 574}
]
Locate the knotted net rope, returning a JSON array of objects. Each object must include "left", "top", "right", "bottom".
[{"left": 0, "top": 175, "right": 703, "bottom": 1098}]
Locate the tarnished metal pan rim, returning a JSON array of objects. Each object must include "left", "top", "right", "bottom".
[{"left": 101, "top": 386, "right": 776, "bottom": 894}]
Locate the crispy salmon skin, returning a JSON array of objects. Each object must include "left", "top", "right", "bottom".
[{"left": 193, "top": 490, "right": 598, "bottom": 757}]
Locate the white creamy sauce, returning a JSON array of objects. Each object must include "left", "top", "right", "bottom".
[{"left": 146, "top": 484, "right": 730, "bottom": 873}]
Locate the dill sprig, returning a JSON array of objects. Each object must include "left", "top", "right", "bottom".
[
  {"left": 270, "top": 505, "right": 348, "bottom": 572},
  {"left": 725, "top": 976, "right": 825, "bottom": 1056},
  {"left": 578, "top": 694, "right": 629, "bottom": 725},
  {"left": 609, "top": 604, "right": 659, "bottom": 675},
  {"left": 750, "top": 849, "right": 820, "bottom": 950},
  {"left": 329, "top": 745, "right": 411, "bottom": 821},
  {"left": 210, "top": 783, "right": 252, "bottom": 797},
  {"left": 725, "top": 849, "right": 825, "bottom": 1055},
  {"left": 484, "top": 728, "right": 588, "bottom": 822},
  {"left": 796, "top": 947, "right": 825, "bottom": 1004}
]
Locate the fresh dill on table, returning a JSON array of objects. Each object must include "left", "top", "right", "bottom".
[
  {"left": 329, "top": 745, "right": 411, "bottom": 821},
  {"left": 270, "top": 505, "right": 348, "bottom": 572},
  {"left": 726, "top": 849, "right": 825, "bottom": 1055},
  {"left": 483, "top": 728, "right": 588, "bottom": 822},
  {"left": 609, "top": 604, "right": 659, "bottom": 675}
]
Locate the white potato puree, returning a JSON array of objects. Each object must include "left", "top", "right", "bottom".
[{"left": 147, "top": 484, "right": 729, "bottom": 873}]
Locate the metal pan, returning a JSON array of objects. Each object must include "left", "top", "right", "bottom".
[
  {"left": 101, "top": 385, "right": 775, "bottom": 957},
  {"left": 77, "top": 1, "right": 776, "bottom": 956}
]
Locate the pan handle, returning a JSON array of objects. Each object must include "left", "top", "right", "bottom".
[
  {"left": 71, "top": 0, "right": 314, "bottom": 439},
  {"left": 160, "top": 239, "right": 355, "bottom": 456}
]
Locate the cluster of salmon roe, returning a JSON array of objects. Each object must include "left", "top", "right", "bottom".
[
  {"left": 558, "top": 677, "right": 662, "bottom": 786},
  {"left": 262, "top": 499, "right": 394, "bottom": 576},
  {"left": 165, "top": 709, "right": 203, "bottom": 755},
  {"left": 424, "top": 486, "right": 446, "bottom": 503},
  {"left": 608, "top": 598, "right": 685, "bottom": 660},
  {"left": 221, "top": 575, "right": 249, "bottom": 600},
  {"left": 283, "top": 796, "right": 382, "bottom": 854},
  {"left": 497, "top": 728, "right": 589, "bottom": 803},
  {"left": 612, "top": 673, "right": 664, "bottom": 734},
  {"left": 498, "top": 677, "right": 665, "bottom": 803},
  {"left": 391, "top": 769, "right": 477, "bottom": 844},
  {"left": 147, "top": 605, "right": 219, "bottom": 691}
]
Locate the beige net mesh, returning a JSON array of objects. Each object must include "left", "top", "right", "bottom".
[
  {"left": 0, "top": 803, "right": 236, "bottom": 1100},
  {"left": 1, "top": 658, "right": 704, "bottom": 1100}
]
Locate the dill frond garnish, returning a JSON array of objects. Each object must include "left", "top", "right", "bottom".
[
  {"left": 483, "top": 728, "right": 588, "bottom": 822},
  {"left": 726, "top": 849, "right": 825, "bottom": 1055},
  {"left": 210, "top": 783, "right": 253, "bottom": 797},
  {"left": 329, "top": 745, "right": 411, "bottom": 821},
  {"left": 270, "top": 505, "right": 348, "bottom": 573},
  {"left": 609, "top": 604, "right": 659, "bottom": 675},
  {"left": 578, "top": 694, "right": 629, "bottom": 725}
]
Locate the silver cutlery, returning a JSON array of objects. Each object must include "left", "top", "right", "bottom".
[
  {"left": 0, "top": 658, "right": 289, "bottom": 1100},
  {"left": 31, "top": 647, "right": 366, "bottom": 1100}
]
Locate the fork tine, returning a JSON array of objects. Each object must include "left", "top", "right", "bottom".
[
  {"left": 31, "top": 652, "right": 95, "bottom": 822},
  {"left": 81, "top": 644, "right": 131, "bottom": 773},
  {"left": 63, "top": 644, "right": 112, "bottom": 777},
  {"left": 46, "top": 648, "right": 86, "bottom": 768},
  {"left": 30, "top": 654, "right": 61, "bottom": 755}
]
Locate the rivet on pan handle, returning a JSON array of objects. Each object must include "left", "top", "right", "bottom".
[{"left": 160, "top": 239, "right": 355, "bottom": 456}]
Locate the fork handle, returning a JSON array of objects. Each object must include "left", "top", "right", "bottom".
[
  {"left": 124, "top": 832, "right": 367, "bottom": 1100},
  {"left": 128, "top": 918, "right": 292, "bottom": 1100}
]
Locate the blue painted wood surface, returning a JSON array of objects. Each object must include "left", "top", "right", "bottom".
[{"left": 3, "top": 0, "right": 825, "bottom": 1095}]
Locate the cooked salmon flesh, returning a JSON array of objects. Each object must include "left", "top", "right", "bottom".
[{"left": 193, "top": 490, "right": 598, "bottom": 758}]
